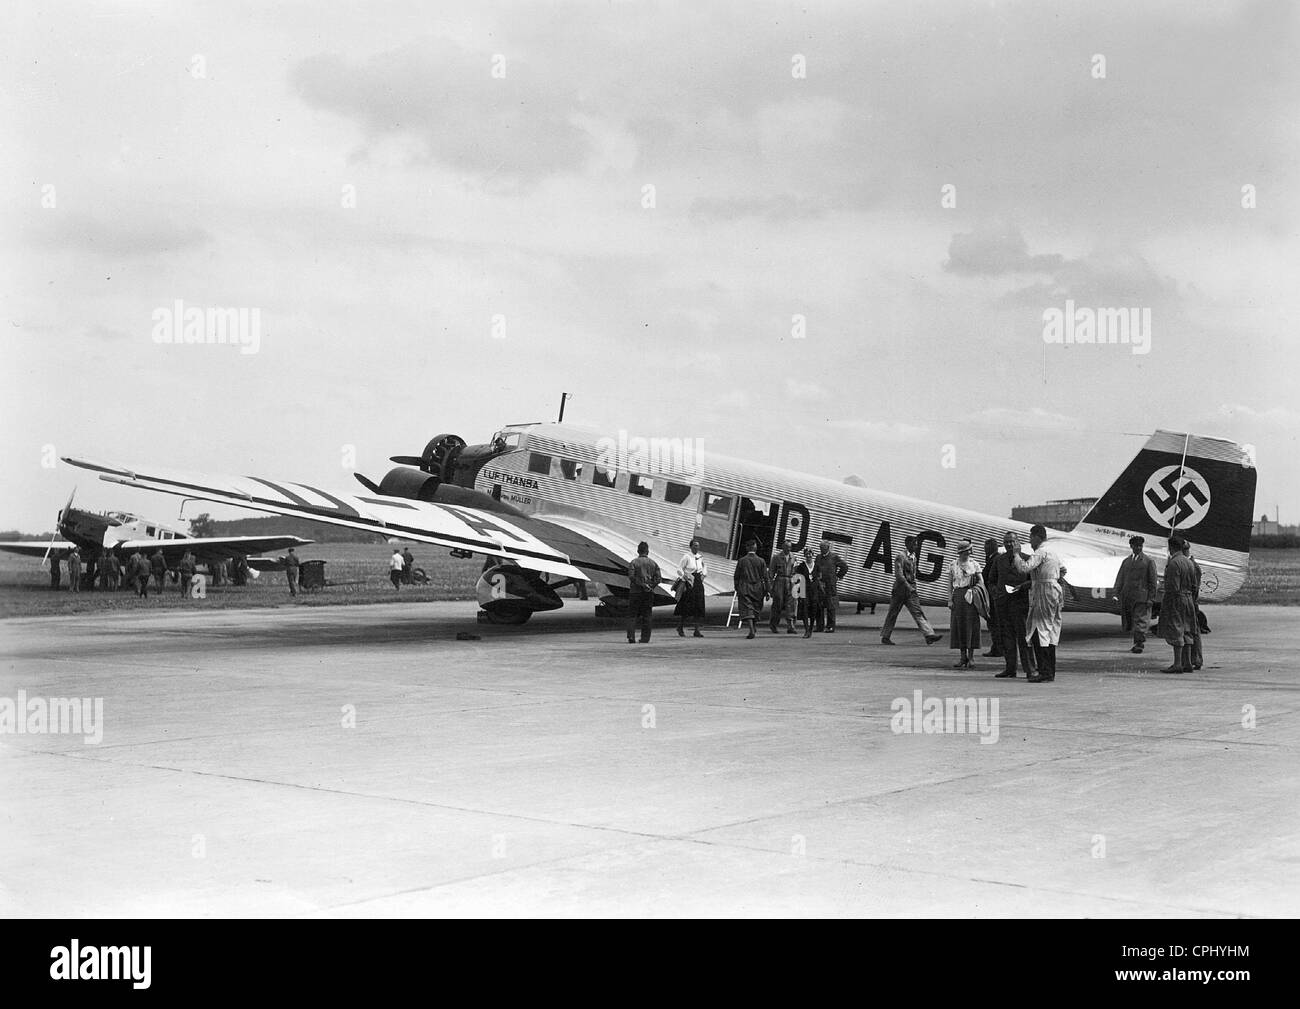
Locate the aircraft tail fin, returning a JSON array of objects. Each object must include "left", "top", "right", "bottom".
[{"left": 1076, "top": 431, "right": 1256, "bottom": 554}]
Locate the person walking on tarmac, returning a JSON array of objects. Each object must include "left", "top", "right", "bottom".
[{"left": 733, "top": 539, "right": 771, "bottom": 640}]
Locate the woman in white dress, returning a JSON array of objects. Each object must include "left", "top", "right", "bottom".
[{"left": 674, "top": 539, "right": 708, "bottom": 637}]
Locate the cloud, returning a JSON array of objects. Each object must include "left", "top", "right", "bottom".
[
  {"left": 26, "top": 213, "right": 211, "bottom": 257},
  {"left": 996, "top": 246, "right": 1181, "bottom": 309},
  {"left": 826, "top": 419, "right": 929, "bottom": 442},
  {"left": 784, "top": 378, "right": 828, "bottom": 401},
  {"left": 690, "top": 193, "right": 826, "bottom": 223},
  {"left": 292, "top": 41, "right": 590, "bottom": 183},
  {"left": 963, "top": 407, "right": 1081, "bottom": 440},
  {"left": 1207, "top": 404, "right": 1300, "bottom": 429},
  {"left": 944, "top": 221, "right": 1065, "bottom": 276}
]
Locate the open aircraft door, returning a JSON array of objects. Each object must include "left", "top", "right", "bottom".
[{"left": 696, "top": 490, "right": 739, "bottom": 559}]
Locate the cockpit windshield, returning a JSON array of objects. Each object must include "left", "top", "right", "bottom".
[{"left": 490, "top": 430, "right": 524, "bottom": 453}]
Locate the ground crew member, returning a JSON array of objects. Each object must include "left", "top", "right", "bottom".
[
  {"left": 178, "top": 551, "right": 197, "bottom": 598},
  {"left": 767, "top": 541, "right": 797, "bottom": 634},
  {"left": 881, "top": 535, "right": 941, "bottom": 645},
  {"left": 1113, "top": 535, "right": 1157, "bottom": 653},
  {"left": 1161, "top": 536, "right": 1198, "bottom": 674},
  {"left": 1012, "top": 524, "right": 1065, "bottom": 682},
  {"left": 402, "top": 547, "right": 415, "bottom": 585},
  {"left": 981, "top": 538, "right": 1003, "bottom": 658},
  {"left": 126, "top": 550, "right": 150, "bottom": 597},
  {"left": 388, "top": 548, "right": 404, "bottom": 590},
  {"left": 627, "top": 541, "right": 661, "bottom": 643},
  {"left": 284, "top": 547, "right": 301, "bottom": 595},
  {"left": 49, "top": 551, "right": 61, "bottom": 590},
  {"left": 989, "top": 531, "right": 1036, "bottom": 678},
  {"left": 150, "top": 548, "right": 167, "bottom": 593},
  {"left": 67, "top": 547, "right": 81, "bottom": 592},
  {"left": 813, "top": 539, "right": 848, "bottom": 632},
  {"left": 733, "top": 539, "right": 770, "bottom": 640},
  {"left": 1182, "top": 539, "right": 1205, "bottom": 670}
]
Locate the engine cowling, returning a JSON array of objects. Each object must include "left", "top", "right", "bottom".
[
  {"left": 476, "top": 563, "right": 563, "bottom": 624},
  {"left": 376, "top": 467, "right": 442, "bottom": 501}
]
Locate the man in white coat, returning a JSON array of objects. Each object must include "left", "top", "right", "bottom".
[{"left": 1012, "top": 524, "right": 1065, "bottom": 683}]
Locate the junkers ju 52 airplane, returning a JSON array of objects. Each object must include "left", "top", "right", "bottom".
[
  {"left": 63, "top": 423, "right": 1255, "bottom": 626},
  {"left": 0, "top": 488, "right": 311, "bottom": 578}
]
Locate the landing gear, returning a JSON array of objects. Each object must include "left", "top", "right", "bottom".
[{"left": 476, "top": 607, "right": 532, "bottom": 625}]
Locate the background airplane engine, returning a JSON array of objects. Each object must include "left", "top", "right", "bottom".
[
  {"left": 375, "top": 467, "right": 441, "bottom": 501},
  {"left": 475, "top": 564, "right": 563, "bottom": 624}
]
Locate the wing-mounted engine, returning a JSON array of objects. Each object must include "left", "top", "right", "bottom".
[{"left": 475, "top": 562, "right": 564, "bottom": 625}]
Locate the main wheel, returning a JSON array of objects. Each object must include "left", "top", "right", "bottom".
[
  {"left": 411, "top": 567, "right": 430, "bottom": 585},
  {"left": 477, "top": 607, "right": 533, "bottom": 625}
]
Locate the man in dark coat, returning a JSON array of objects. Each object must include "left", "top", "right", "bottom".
[
  {"left": 1113, "top": 535, "right": 1157, "bottom": 653},
  {"left": 794, "top": 547, "right": 821, "bottom": 638},
  {"left": 126, "top": 550, "right": 150, "bottom": 597},
  {"left": 988, "top": 531, "right": 1036, "bottom": 678},
  {"left": 402, "top": 547, "right": 415, "bottom": 585},
  {"left": 285, "top": 547, "right": 301, "bottom": 596},
  {"left": 49, "top": 550, "right": 61, "bottom": 590},
  {"left": 980, "top": 538, "right": 1004, "bottom": 657},
  {"left": 149, "top": 548, "right": 167, "bottom": 593},
  {"left": 178, "top": 551, "right": 197, "bottom": 598},
  {"left": 66, "top": 547, "right": 82, "bottom": 593},
  {"left": 1182, "top": 539, "right": 1204, "bottom": 670},
  {"left": 733, "top": 539, "right": 770, "bottom": 640},
  {"left": 812, "top": 539, "right": 848, "bottom": 632},
  {"left": 767, "top": 541, "right": 797, "bottom": 634},
  {"left": 1160, "top": 536, "right": 1198, "bottom": 674},
  {"left": 626, "top": 541, "right": 661, "bottom": 643}
]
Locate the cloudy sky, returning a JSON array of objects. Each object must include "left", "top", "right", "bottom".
[{"left": 2, "top": 0, "right": 1296, "bottom": 533}]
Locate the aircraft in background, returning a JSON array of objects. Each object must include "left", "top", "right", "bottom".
[
  {"left": 64, "top": 424, "right": 1256, "bottom": 624},
  {"left": 0, "top": 489, "right": 312, "bottom": 577}
]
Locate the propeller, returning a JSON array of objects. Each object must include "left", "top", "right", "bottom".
[
  {"left": 42, "top": 486, "right": 77, "bottom": 567},
  {"left": 390, "top": 433, "right": 467, "bottom": 480},
  {"left": 353, "top": 472, "right": 383, "bottom": 494}
]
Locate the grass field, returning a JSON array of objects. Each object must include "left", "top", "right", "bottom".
[
  {"left": 0, "top": 542, "right": 577, "bottom": 618},
  {"left": 2, "top": 543, "right": 1295, "bottom": 618}
]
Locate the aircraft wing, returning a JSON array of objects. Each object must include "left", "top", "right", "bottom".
[
  {"left": 63, "top": 457, "right": 587, "bottom": 581},
  {"left": 0, "top": 541, "right": 72, "bottom": 558},
  {"left": 110, "top": 535, "right": 314, "bottom": 564},
  {"left": 527, "top": 513, "right": 727, "bottom": 594}
]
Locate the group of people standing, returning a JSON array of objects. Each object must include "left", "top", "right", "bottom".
[
  {"left": 731, "top": 539, "right": 849, "bottom": 639},
  {"left": 46, "top": 547, "right": 252, "bottom": 596},
  {"left": 884, "top": 525, "right": 1063, "bottom": 681}
]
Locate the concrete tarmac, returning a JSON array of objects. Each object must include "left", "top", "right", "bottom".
[{"left": 2, "top": 601, "right": 1297, "bottom": 917}]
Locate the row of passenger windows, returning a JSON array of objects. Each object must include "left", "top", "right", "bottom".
[{"left": 528, "top": 452, "right": 693, "bottom": 504}]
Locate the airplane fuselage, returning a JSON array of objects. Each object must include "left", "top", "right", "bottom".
[{"left": 464, "top": 423, "right": 1247, "bottom": 610}]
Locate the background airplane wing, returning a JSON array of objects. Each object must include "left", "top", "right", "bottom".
[
  {"left": 111, "top": 535, "right": 314, "bottom": 564},
  {"left": 0, "top": 541, "right": 73, "bottom": 558},
  {"left": 63, "top": 457, "right": 587, "bottom": 581}
]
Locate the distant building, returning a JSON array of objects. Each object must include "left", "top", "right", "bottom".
[
  {"left": 1253, "top": 515, "right": 1298, "bottom": 536},
  {"left": 1010, "top": 497, "right": 1098, "bottom": 532}
]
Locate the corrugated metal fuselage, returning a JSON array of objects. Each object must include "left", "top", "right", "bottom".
[{"left": 469, "top": 423, "right": 1222, "bottom": 612}]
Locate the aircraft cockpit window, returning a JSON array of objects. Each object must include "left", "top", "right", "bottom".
[
  {"left": 528, "top": 452, "right": 552, "bottom": 475},
  {"left": 629, "top": 475, "right": 653, "bottom": 498},
  {"left": 703, "top": 492, "right": 732, "bottom": 517},
  {"left": 492, "top": 431, "right": 523, "bottom": 452},
  {"left": 146, "top": 526, "right": 156, "bottom": 537},
  {"left": 560, "top": 459, "right": 584, "bottom": 480},
  {"left": 592, "top": 465, "right": 618, "bottom": 488},
  {"left": 665, "top": 482, "right": 693, "bottom": 505}
]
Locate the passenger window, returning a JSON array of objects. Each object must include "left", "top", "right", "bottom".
[
  {"left": 528, "top": 452, "right": 551, "bottom": 476},
  {"left": 665, "top": 482, "right": 692, "bottom": 505},
  {"left": 703, "top": 492, "right": 731, "bottom": 516},
  {"left": 629, "top": 475, "right": 653, "bottom": 497},
  {"left": 593, "top": 465, "right": 617, "bottom": 488},
  {"left": 560, "top": 459, "right": 583, "bottom": 480}
]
